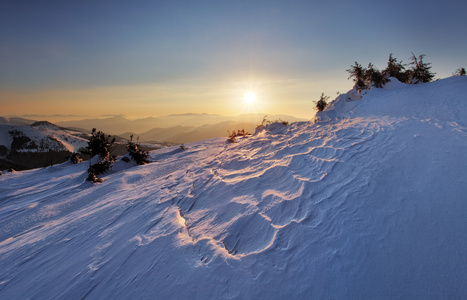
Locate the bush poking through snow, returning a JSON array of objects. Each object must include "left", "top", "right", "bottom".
[
  {"left": 268, "top": 119, "right": 289, "bottom": 126},
  {"left": 84, "top": 128, "right": 116, "bottom": 182},
  {"left": 453, "top": 67, "right": 466, "bottom": 76},
  {"left": 257, "top": 116, "right": 289, "bottom": 127},
  {"left": 87, "top": 160, "right": 113, "bottom": 182},
  {"left": 315, "top": 93, "right": 330, "bottom": 112},
  {"left": 81, "top": 128, "right": 116, "bottom": 159},
  {"left": 126, "top": 135, "right": 150, "bottom": 165},
  {"left": 69, "top": 152, "right": 82, "bottom": 164},
  {"left": 255, "top": 115, "right": 268, "bottom": 131},
  {"left": 227, "top": 129, "right": 250, "bottom": 143}
]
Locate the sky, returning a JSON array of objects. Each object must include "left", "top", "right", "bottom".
[{"left": 1, "top": 0, "right": 466, "bottom": 120}]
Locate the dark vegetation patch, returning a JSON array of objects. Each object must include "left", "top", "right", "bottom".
[
  {"left": 227, "top": 129, "right": 251, "bottom": 143},
  {"left": 5, "top": 151, "right": 72, "bottom": 170}
]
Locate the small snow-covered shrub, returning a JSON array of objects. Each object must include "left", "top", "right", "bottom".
[
  {"left": 453, "top": 67, "right": 466, "bottom": 76},
  {"left": 81, "top": 128, "right": 116, "bottom": 159},
  {"left": 269, "top": 119, "right": 289, "bottom": 126},
  {"left": 257, "top": 116, "right": 288, "bottom": 127},
  {"left": 315, "top": 93, "right": 329, "bottom": 112},
  {"left": 87, "top": 159, "right": 114, "bottom": 182},
  {"left": 83, "top": 128, "right": 116, "bottom": 182},
  {"left": 126, "top": 141, "right": 150, "bottom": 165},
  {"left": 69, "top": 152, "right": 82, "bottom": 164},
  {"left": 227, "top": 129, "right": 250, "bottom": 143},
  {"left": 255, "top": 116, "right": 268, "bottom": 132}
]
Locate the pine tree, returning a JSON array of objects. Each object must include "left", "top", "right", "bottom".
[
  {"left": 126, "top": 135, "right": 150, "bottom": 165},
  {"left": 384, "top": 53, "right": 409, "bottom": 83},
  {"left": 407, "top": 53, "right": 435, "bottom": 83},
  {"left": 83, "top": 128, "right": 116, "bottom": 160},
  {"left": 83, "top": 128, "right": 116, "bottom": 182},
  {"left": 365, "top": 63, "right": 389, "bottom": 88},
  {"left": 315, "top": 93, "right": 329, "bottom": 112},
  {"left": 347, "top": 62, "right": 368, "bottom": 90}
]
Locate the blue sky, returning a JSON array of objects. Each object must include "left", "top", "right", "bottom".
[{"left": 1, "top": 0, "right": 466, "bottom": 119}]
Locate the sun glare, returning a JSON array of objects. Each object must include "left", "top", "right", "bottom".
[{"left": 244, "top": 91, "right": 256, "bottom": 105}]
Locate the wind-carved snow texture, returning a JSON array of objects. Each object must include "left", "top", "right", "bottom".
[
  {"left": 0, "top": 77, "right": 466, "bottom": 299},
  {"left": 171, "top": 118, "right": 396, "bottom": 258}
]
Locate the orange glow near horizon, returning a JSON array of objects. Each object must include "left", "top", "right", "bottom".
[{"left": 0, "top": 74, "right": 341, "bottom": 120}]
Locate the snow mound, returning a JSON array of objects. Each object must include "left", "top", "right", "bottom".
[{"left": 0, "top": 77, "right": 466, "bottom": 299}]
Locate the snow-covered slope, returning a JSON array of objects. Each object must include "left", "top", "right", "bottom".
[
  {"left": 0, "top": 77, "right": 466, "bottom": 299},
  {"left": 0, "top": 121, "right": 89, "bottom": 154}
]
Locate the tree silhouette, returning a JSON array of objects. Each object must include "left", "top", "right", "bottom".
[
  {"left": 366, "top": 63, "right": 389, "bottom": 88},
  {"left": 347, "top": 61, "right": 368, "bottom": 91},
  {"left": 315, "top": 93, "right": 329, "bottom": 112},
  {"left": 453, "top": 67, "right": 466, "bottom": 76},
  {"left": 83, "top": 128, "right": 116, "bottom": 182},
  {"left": 384, "top": 53, "right": 409, "bottom": 83},
  {"left": 407, "top": 53, "right": 435, "bottom": 83}
]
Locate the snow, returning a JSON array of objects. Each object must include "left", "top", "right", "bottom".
[
  {"left": 1, "top": 77, "right": 466, "bottom": 299},
  {"left": 0, "top": 123, "right": 88, "bottom": 153}
]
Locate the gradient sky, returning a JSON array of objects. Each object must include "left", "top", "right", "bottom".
[{"left": 1, "top": 0, "right": 466, "bottom": 120}]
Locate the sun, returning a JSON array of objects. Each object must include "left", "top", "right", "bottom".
[{"left": 244, "top": 91, "right": 256, "bottom": 105}]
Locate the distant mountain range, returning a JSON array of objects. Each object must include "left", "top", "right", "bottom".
[
  {"left": 0, "top": 116, "right": 38, "bottom": 126},
  {"left": 55, "top": 113, "right": 306, "bottom": 143},
  {"left": 0, "top": 113, "right": 306, "bottom": 170},
  {"left": 122, "top": 120, "right": 262, "bottom": 144}
]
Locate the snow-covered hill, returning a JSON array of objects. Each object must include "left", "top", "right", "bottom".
[
  {"left": 0, "top": 121, "right": 89, "bottom": 154},
  {"left": 0, "top": 121, "right": 90, "bottom": 170},
  {"left": 0, "top": 77, "right": 466, "bottom": 299}
]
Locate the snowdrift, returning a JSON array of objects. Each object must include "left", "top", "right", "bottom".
[{"left": 1, "top": 77, "right": 466, "bottom": 299}]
